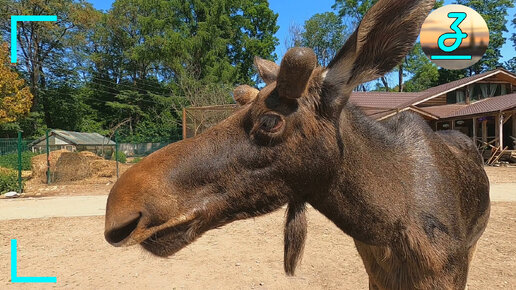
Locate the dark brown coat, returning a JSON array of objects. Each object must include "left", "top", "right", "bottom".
[{"left": 105, "top": 1, "right": 490, "bottom": 288}]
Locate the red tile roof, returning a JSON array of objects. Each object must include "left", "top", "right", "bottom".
[
  {"left": 418, "top": 104, "right": 468, "bottom": 118},
  {"left": 348, "top": 69, "right": 516, "bottom": 120},
  {"left": 349, "top": 92, "right": 424, "bottom": 109},
  {"left": 399, "top": 68, "right": 516, "bottom": 108},
  {"left": 349, "top": 92, "right": 425, "bottom": 118},
  {"left": 446, "top": 93, "right": 516, "bottom": 118}
]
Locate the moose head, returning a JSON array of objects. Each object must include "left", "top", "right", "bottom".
[{"left": 105, "top": 0, "right": 435, "bottom": 275}]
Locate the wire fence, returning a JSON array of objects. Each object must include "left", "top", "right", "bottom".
[
  {"left": 182, "top": 104, "right": 237, "bottom": 138},
  {"left": 0, "top": 130, "right": 181, "bottom": 194},
  {"left": 1, "top": 103, "right": 235, "bottom": 195}
]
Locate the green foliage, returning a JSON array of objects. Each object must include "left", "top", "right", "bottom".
[
  {"left": 0, "top": 151, "right": 37, "bottom": 171},
  {"left": 331, "top": 0, "right": 444, "bottom": 91},
  {"left": 130, "top": 157, "right": 142, "bottom": 164},
  {"left": 507, "top": 13, "right": 516, "bottom": 73},
  {"left": 403, "top": 44, "right": 439, "bottom": 92},
  {"left": 297, "top": 12, "right": 348, "bottom": 66},
  {"left": 435, "top": 69, "right": 468, "bottom": 86},
  {"left": 0, "top": 0, "right": 101, "bottom": 110},
  {"left": 332, "top": 0, "right": 443, "bottom": 22},
  {"left": 91, "top": 0, "right": 278, "bottom": 85},
  {"left": 332, "top": 0, "right": 378, "bottom": 25},
  {"left": 0, "top": 167, "right": 18, "bottom": 194},
  {"left": 456, "top": 0, "right": 514, "bottom": 73},
  {"left": 112, "top": 151, "right": 126, "bottom": 164},
  {"left": 0, "top": 0, "right": 279, "bottom": 140}
]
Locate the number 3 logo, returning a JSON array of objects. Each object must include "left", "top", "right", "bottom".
[{"left": 438, "top": 12, "right": 468, "bottom": 53}]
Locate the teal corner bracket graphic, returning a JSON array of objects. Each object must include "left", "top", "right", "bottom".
[
  {"left": 10, "top": 15, "right": 57, "bottom": 63},
  {"left": 10, "top": 239, "right": 57, "bottom": 283},
  {"left": 431, "top": 12, "right": 472, "bottom": 61}
]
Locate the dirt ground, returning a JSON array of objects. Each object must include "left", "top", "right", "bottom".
[
  {"left": 0, "top": 202, "right": 514, "bottom": 289},
  {"left": 18, "top": 165, "right": 516, "bottom": 197},
  {"left": 0, "top": 167, "right": 514, "bottom": 289},
  {"left": 483, "top": 166, "right": 516, "bottom": 183}
]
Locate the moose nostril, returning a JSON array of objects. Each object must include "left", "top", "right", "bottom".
[{"left": 105, "top": 213, "right": 142, "bottom": 245}]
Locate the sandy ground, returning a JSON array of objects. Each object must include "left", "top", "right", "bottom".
[
  {"left": 0, "top": 202, "right": 514, "bottom": 289},
  {"left": 16, "top": 165, "right": 516, "bottom": 197},
  {"left": 0, "top": 167, "right": 514, "bottom": 289},
  {"left": 483, "top": 166, "right": 516, "bottom": 183}
]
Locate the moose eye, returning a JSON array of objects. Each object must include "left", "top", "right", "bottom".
[{"left": 258, "top": 114, "right": 284, "bottom": 133}]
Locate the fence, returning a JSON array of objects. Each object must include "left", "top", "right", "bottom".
[
  {"left": 0, "top": 133, "right": 34, "bottom": 193},
  {"left": 0, "top": 130, "right": 181, "bottom": 194},
  {"left": 182, "top": 104, "right": 237, "bottom": 138},
  {"left": 0, "top": 137, "right": 33, "bottom": 155},
  {"left": 119, "top": 142, "right": 172, "bottom": 157}
]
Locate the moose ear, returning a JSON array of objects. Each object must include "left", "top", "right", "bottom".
[
  {"left": 277, "top": 47, "right": 317, "bottom": 99},
  {"left": 325, "top": 0, "right": 435, "bottom": 92},
  {"left": 254, "top": 57, "right": 279, "bottom": 85},
  {"left": 233, "top": 85, "right": 259, "bottom": 106}
]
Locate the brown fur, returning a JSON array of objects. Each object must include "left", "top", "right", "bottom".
[{"left": 105, "top": 1, "right": 490, "bottom": 289}]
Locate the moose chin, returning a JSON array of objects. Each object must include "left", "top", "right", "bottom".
[{"left": 104, "top": 0, "right": 490, "bottom": 288}]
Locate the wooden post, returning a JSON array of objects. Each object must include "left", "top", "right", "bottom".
[
  {"left": 513, "top": 112, "right": 516, "bottom": 147},
  {"left": 482, "top": 120, "right": 487, "bottom": 145},
  {"left": 498, "top": 113, "right": 504, "bottom": 150},
  {"left": 465, "top": 85, "right": 471, "bottom": 104},
  {"left": 472, "top": 117, "right": 477, "bottom": 144},
  {"left": 451, "top": 120, "right": 455, "bottom": 130}
]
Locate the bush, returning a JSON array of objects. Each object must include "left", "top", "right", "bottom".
[
  {"left": 111, "top": 151, "right": 127, "bottom": 164},
  {"left": 130, "top": 157, "right": 142, "bottom": 164},
  {"left": 0, "top": 151, "right": 37, "bottom": 170},
  {"left": 0, "top": 167, "right": 19, "bottom": 194}
]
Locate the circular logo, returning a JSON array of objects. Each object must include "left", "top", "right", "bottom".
[{"left": 420, "top": 5, "right": 489, "bottom": 70}]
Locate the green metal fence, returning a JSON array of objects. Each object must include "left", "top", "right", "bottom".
[
  {"left": 0, "top": 133, "right": 34, "bottom": 193},
  {"left": 1, "top": 130, "right": 181, "bottom": 194}
]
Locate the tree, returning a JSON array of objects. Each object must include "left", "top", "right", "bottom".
[
  {"left": 285, "top": 23, "right": 303, "bottom": 50},
  {"left": 298, "top": 12, "right": 347, "bottom": 66},
  {"left": 456, "top": 0, "right": 514, "bottom": 74},
  {"left": 0, "top": 0, "right": 279, "bottom": 140},
  {"left": 403, "top": 44, "right": 439, "bottom": 92},
  {"left": 332, "top": 0, "right": 443, "bottom": 91},
  {"left": 0, "top": 43, "right": 33, "bottom": 124},
  {"left": 0, "top": 0, "right": 100, "bottom": 111},
  {"left": 506, "top": 12, "right": 516, "bottom": 73}
]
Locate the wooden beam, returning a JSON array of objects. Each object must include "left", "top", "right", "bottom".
[
  {"left": 502, "top": 113, "right": 512, "bottom": 125},
  {"left": 482, "top": 120, "right": 488, "bottom": 144},
  {"left": 465, "top": 85, "right": 471, "bottom": 104},
  {"left": 512, "top": 112, "right": 516, "bottom": 148},
  {"left": 472, "top": 117, "right": 477, "bottom": 143},
  {"left": 498, "top": 113, "right": 504, "bottom": 150}
]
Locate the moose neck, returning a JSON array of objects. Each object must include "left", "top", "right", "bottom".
[{"left": 308, "top": 103, "right": 414, "bottom": 246}]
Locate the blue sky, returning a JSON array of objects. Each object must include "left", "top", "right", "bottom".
[{"left": 90, "top": 0, "right": 516, "bottom": 63}]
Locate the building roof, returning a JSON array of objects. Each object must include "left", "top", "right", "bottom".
[
  {"left": 420, "top": 93, "right": 516, "bottom": 119},
  {"left": 400, "top": 68, "right": 516, "bottom": 108},
  {"left": 349, "top": 91, "right": 425, "bottom": 118},
  {"left": 346, "top": 68, "right": 516, "bottom": 120},
  {"left": 418, "top": 104, "right": 468, "bottom": 119},
  {"left": 31, "top": 130, "right": 115, "bottom": 146}
]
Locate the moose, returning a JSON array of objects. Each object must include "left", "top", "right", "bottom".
[{"left": 104, "top": 0, "right": 490, "bottom": 288}]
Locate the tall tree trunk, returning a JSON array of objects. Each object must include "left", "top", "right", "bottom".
[
  {"left": 398, "top": 64, "right": 404, "bottom": 92},
  {"left": 381, "top": 76, "right": 389, "bottom": 92}
]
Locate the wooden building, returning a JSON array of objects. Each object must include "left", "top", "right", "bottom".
[
  {"left": 352, "top": 68, "right": 516, "bottom": 156},
  {"left": 31, "top": 129, "right": 115, "bottom": 156},
  {"left": 183, "top": 68, "right": 516, "bottom": 160}
]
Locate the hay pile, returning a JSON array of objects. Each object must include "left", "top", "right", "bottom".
[
  {"left": 54, "top": 152, "right": 92, "bottom": 182},
  {"left": 31, "top": 149, "right": 69, "bottom": 183},
  {"left": 31, "top": 150, "right": 124, "bottom": 183}
]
